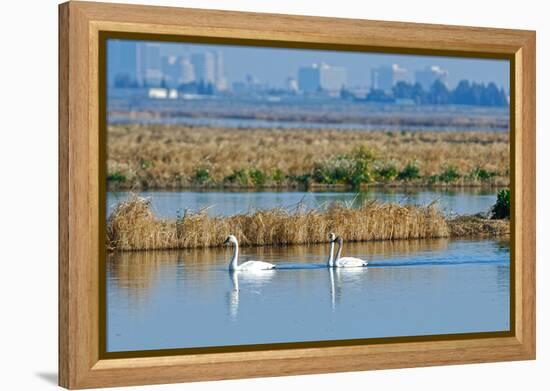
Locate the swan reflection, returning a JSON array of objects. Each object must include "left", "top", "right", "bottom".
[
  {"left": 228, "top": 269, "right": 276, "bottom": 320},
  {"left": 329, "top": 266, "right": 368, "bottom": 311}
]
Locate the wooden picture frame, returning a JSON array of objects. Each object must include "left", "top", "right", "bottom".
[{"left": 59, "top": 1, "right": 536, "bottom": 388}]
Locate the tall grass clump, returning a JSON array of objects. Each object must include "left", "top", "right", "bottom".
[
  {"left": 312, "top": 146, "right": 376, "bottom": 187},
  {"left": 107, "top": 195, "right": 450, "bottom": 251},
  {"left": 430, "top": 165, "right": 460, "bottom": 184},
  {"left": 469, "top": 166, "right": 498, "bottom": 182},
  {"left": 374, "top": 161, "right": 398, "bottom": 182},
  {"left": 490, "top": 188, "right": 510, "bottom": 219},
  {"left": 397, "top": 161, "right": 421, "bottom": 181},
  {"left": 107, "top": 171, "right": 126, "bottom": 183},
  {"left": 193, "top": 168, "right": 211, "bottom": 185}
]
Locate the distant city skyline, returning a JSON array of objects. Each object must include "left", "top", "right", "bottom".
[{"left": 107, "top": 39, "right": 510, "bottom": 93}]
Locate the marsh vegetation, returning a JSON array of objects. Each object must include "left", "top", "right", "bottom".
[
  {"left": 107, "top": 125, "right": 509, "bottom": 190},
  {"left": 107, "top": 195, "right": 508, "bottom": 251}
]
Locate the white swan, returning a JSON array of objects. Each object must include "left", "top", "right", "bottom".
[
  {"left": 333, "top": 236, "right": 368, "bottom": 268},
  {"left": 224, "top": 235, "right": 276, "bottom": 271},
  {"left": 327, "top": 232, "right": 336, "bottom": 267}
]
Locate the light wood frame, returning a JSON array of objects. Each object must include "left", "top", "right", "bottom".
[{"left": 59, "top": 1, "right": 536, "bottom": 388}]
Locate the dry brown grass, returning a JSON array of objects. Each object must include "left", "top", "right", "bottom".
[
  {"left": 107, "top": 195, "right": 448, "bottom": 251},
  {"left": 448, "top": 215, "right": 510, "bottom": 237},
  {"left": 107, "top": 125, "right": 509, "bottom": 189},
  {"left": 107, "top": 196, "right": 509, "bottom": 251}
]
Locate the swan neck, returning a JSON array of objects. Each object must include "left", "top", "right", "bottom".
[
  {"left": 335, "top": 240, "right": 342, "bottom": 261},
  {"left": 229, "top": 241, "right": 239, "bottom": 270},
  {"left": 328, "top": 240, "right": 335, "bottom": 266}
]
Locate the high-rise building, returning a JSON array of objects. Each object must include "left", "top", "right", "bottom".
[
  {"left": 319, "top": 63, "right": 347, "bottom": 92},
  {"left": 298, "top": 65, "right": 320, "bottom": 93},
  {"left": 298, "top": 63, "right": 347, "bottom": 93},
  {"left": 161, "top": 56, "right": 182, "bottom": 88},
  {"left": 371, "top": 64, "right": 408, "bottom": 92},
  {"left": 191, "top": 52, "right": 216, "bottom": 85},
  {"left": 214, "top": 51, "right": 227, "bottom": 91},
  {"left": 180, "top": 58, "right": 195, "bottom": 84},
  {"left": 136, "top": 43, "right": 163, "bottom": 87},
  {"left": 107, "top": 40, "right": 138, "bottom": 87},
  {"left": 415, "top": 66, "right": 449, "bottom": 90}
]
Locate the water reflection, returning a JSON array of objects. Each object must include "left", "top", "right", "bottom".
[
  {"left": 107, "top": 188, "right": 501, "bottom": 219},
  {"left": 107, "top": 238, "right": 451, "bottom": 300},
  {"left": 107, "top": 238, "right": 510, "bottom": 351},
  {"left": 329, "top": 267, "right": 369, "bottom": 311},
  {"left": 228, "top": 270, "right": 276, "bottom": 320}
]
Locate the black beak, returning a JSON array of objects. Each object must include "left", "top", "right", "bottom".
[{"left": 223, "top": 238, "right": 230, "bottom": 245}]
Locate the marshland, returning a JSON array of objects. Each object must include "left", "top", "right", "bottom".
[
  {"left": 106, "top": 124, "right": 510, "bottom": 252},
  {"left": 107, "top": 125, "right": 509, "bottom": 190},
  {"left": 105, "top": 40, "right": 512, "bottom": 352},
  {"left": 105, "top": 123, "right": 511, "bottom": 351}
]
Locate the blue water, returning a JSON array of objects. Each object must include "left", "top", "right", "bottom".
[
  {"left": 106, "top": 238, "right": 510, "bottom": 352},
  {"left": 107, "top": 188, "right": 499, "bottom": 219}
]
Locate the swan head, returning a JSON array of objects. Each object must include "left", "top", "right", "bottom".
[
  {"left": 328, "top": 232, "right": 336, "bottom": 242},
  {"left": 335, "top": 236, "right": 343, "bottom": 245},
  {"left": 223, "top": 235, "right": 238, "bottom": 246}
]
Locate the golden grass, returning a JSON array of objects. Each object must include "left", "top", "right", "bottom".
[
  {"left": 448, "top": 215, "right": 510, "bottom": 237},
  {"left": 107, "top": 196, "right": 509, "bottom": 251},
  {"left": 107, "top": 124, "right": 509, "bottom": 189},
  {"left": 107, "top": 195, "right": 448, "bottom": 251}
]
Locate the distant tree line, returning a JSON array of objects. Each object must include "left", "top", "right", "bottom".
[{"left": 347, "top": 80, "right": 508, "bottom": 107}]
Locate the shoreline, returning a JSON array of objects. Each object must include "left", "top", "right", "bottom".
[{"left": 107, "top": 182, "right": 509, "bottom": 192}]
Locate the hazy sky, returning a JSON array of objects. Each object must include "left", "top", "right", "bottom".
[{"left": 121, "top": 39, "right": 510, "bottom": 91}]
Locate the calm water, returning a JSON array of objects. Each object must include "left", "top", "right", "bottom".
[
  {"left": 107, "top": 189, "right": 499, "bottom": 218},
  {"left": 107, "top": 238, "right": 510, "bottom": 352}
]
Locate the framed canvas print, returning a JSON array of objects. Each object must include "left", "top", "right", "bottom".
[{"left": 58, "top": 1, "right": 536, "bottom": 389}]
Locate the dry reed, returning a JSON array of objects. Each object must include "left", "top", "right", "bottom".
[
  {"left": 107, "top": 196, "right": 510, "bottom": 251},
  {"left": 108, "top": 195, "right": 450, "bottom": 251}
]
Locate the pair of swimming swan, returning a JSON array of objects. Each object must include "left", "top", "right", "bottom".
[{"left": 223, "top": 233, "right": 368, "bottom": 271}]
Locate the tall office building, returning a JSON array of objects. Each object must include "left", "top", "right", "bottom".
[
  {"left": 180, "top": 58, "right": 195, "bottom": 84},
  {"left": 136, "top": 42, "right": 163, "bottom": 87},
  {"left": 298, "top": 63, "right": 347, "bottom": 93},
  {"left": 107, "top": 40, "right": 138, "bottom": 87},
  {"left": 191, "top": 52, "right": 216, "bottom": 85},
  {"left": 371, "top": 64, "right": 408, "bottom": 92},
  {"left": 214, "top": 51, "right": 227, "bottom": 90},
  {"left": 298, "top": 65, "right": 320, "bottom": 93},
  {"left": 161, "top": 56, "right": 182, "bottom": 88},
  {"left": 415, "top": 66, "right": 449, "bottom": 90},
  {"left": 320, "top": 63, "right": 347, "bottom": 92}
]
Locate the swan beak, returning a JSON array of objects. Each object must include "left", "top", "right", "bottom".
[{"left": 223, "top": 238, "right": 230, "bottom": 245}]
